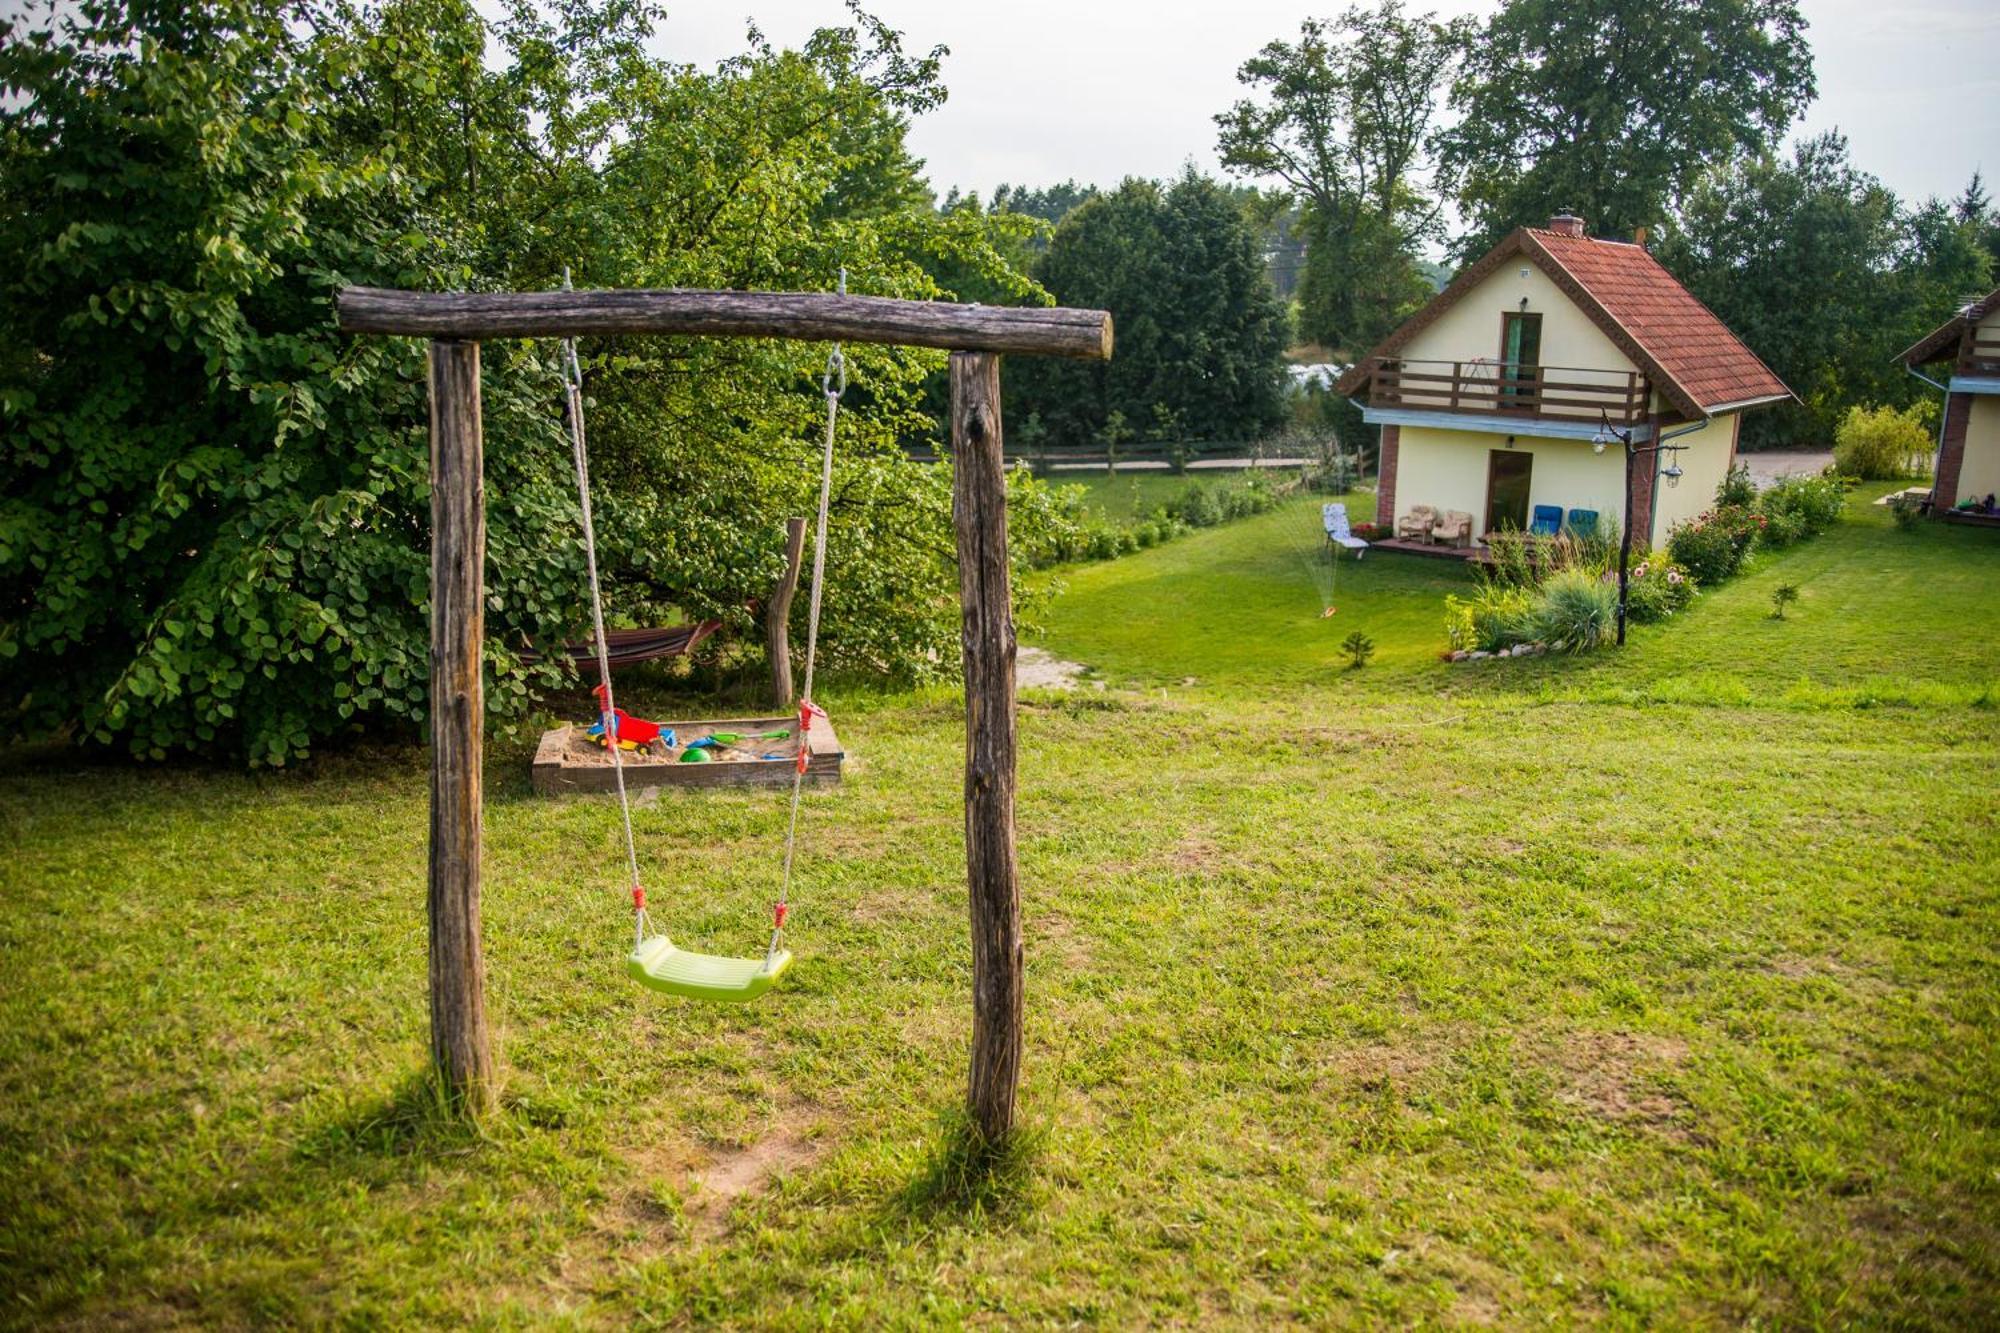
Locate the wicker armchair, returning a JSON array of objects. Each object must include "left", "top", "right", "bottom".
[
  {"left": 1432, "top": 509, "right": 1473, "bottom": 547},
  {"left": 1396, "top": 505, "right": 1438, "bottom": 542}
]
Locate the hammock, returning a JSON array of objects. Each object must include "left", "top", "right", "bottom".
[{"left": 518, "top": 621, "right": 722, "bottom": 668}]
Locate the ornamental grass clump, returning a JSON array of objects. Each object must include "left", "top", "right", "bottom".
[
  {"left": 1531, "top": 569, "right": 1620, "bottom": 652},
  {"left": 1444, "top": 586, "right": 1537, "bottom": 653}
]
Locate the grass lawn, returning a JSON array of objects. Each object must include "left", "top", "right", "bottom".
[
  {"left": 1048, "top": 466, "right": 1307, "bottom": 530},
  {"left": 3, "top": 488, "right": 1997, "bottom": 1325}
]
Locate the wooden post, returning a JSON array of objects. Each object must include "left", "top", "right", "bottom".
[
  {"left": 426, "top": 340, "right": 495, "bottom": 1114},
  {"left": 766, "top": 517, "right": 807, "bottom": 708},
  {"left": 950, "top": 351, "right": 1023, "bottom": 1143}
]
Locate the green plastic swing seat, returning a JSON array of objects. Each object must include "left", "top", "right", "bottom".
[{"left": 627, "top": 935, "right": 792, "bottom": 1002}]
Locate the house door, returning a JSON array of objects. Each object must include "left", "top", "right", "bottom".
[
  {"left": 1500, "top": 311, "right": 1542, "bottom": 404},
  {"left": 1486, "top": 450, "right": 1532, "bottom": 533}
]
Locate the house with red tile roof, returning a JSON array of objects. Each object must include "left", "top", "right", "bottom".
[
  {"left": 1898, "top": 286, "right": 2000, "bottom": 518},
  {"left": 1334, "top": 214, "right": 1793, "bottom": 549}
]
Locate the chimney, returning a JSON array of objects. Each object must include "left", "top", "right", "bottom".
[
  {"left": 1547, "top": 212, "right": 1586, "bottom": 238},
  {"left": 1632, "top": 225, "right": 1649, "bottom": 247}
]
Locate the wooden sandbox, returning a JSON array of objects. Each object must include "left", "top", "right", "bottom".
[{"left": 530, "top": 711, "right": 843, "bottom": 796}]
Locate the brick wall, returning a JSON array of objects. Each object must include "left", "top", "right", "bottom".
[
  {"left": 1934, "top": 391, "right": 1971, "bottom": 511},
  {"left": 1631, "top": 419, "right": 1661, "bottom": 546},
  {"left": 1375, "top": 425, "right": 1400, "bottom": 528}
]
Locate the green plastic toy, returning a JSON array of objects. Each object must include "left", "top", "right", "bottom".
[
  {"left": 689, "top": 728, "right": 791, "bottom": 749},
  {"left": 678, "top": 746, "right": 711, "bottom": 763}
]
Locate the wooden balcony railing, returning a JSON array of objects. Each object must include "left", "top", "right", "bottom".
[
  {"left": 1960, "top": 333, "right": 2000, "bottom": 378},
  {"left": 1364, "top": 358, "right": 1649, "bottom": 427}
]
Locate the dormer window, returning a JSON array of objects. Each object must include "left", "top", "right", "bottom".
[{"left": 1501, "top": 311, "right": 1542, "bottom": 403}]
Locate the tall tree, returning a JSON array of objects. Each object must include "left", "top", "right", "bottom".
[
  {"left": 0, "top": 0, "right": 1055, "bottom": 763},
  {"left": 1012, "top": 173, "right": 1289, "bottom": 450},
  {"left": 1443, "top": 0, "right": 1814, "bottom": 256},
  {"left": 1955, "top": 172, "right": 2000, "bottom": 287},
  {"left": 1658, "top": 133, "right": 1989, "bottom": 446},
  {"left": 1215, "top": 2, "right": 1467, "bottom": 354}
]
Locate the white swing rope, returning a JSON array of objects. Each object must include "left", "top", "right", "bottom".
[
  {"left": 558, "top": 278, "right": 648, "bottom": 949},
  {"left": 771, "top": 272, "right": 846, "bottom": 964}
]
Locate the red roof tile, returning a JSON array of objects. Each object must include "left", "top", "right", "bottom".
[{"left": 1525, "top": 228, "right": 1791, "bottom": 414}]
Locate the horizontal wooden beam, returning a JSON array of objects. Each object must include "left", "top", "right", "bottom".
[{"left": 337, "top": 287, "right": 1113, "bottom": 360}]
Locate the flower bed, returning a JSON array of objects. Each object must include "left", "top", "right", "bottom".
[{"left": 1444, "top": 464, "right": 1846, "bottom": 661}]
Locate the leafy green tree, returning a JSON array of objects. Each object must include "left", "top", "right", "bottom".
[
  {"left": 1443, "top": 0, "right": 1814, "bottom": 255},
  {"left": 1658, "top": 133, "right": 1989, "bottom": 446},
  {"left": 1216, "top": 2, "right": 1467, "bottom": 353},
  {"left": 1013, "top": 173, "right": 1289, "bottom": 452},
  {"left": 0, "top": 0, "right": 1058, "bottom": 764}
]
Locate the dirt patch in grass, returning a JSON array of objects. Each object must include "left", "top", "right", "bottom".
[
  {"left": 1759, "top": 952, "right": 1894, "bottom": 998},
  {"left": 1171, "top": 835, "right": 1222, "bottom": 873},
  {"left": 688, "top": 1124, "right": 823, "bottom": 1234},
  {"left": 1550, "top": 1031, "right": 1690, "bottom": 1136},
  {"left": 1035, "top": 911, "right": 1093, "bottom": 970},
  {"left": 1017, "top": 646, "right": 1090, "bottom": 691},
  {"left": 1325, "top": 1041, "right": 1436, "bottom": 1091}
]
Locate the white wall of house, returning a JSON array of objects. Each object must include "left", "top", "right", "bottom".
[
  {"left": 1961, "top": 395, "right": 2000, "bottom": 501},
  {"left": 1400, "top": 258, "right": 1638, "bottom": 385},
  {"left": 1395, "top": 426, "right": 1628, "bottom": 542},
  {"left": 1651, "top": 413, "right": 1740, "bottom": 541}
]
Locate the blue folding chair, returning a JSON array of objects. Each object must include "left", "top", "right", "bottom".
[
  {"left": 1565, "top": 508, "right": 1599, "bottom": 539},
  {"left": 1529, "top": 504, "right": 1563, "bottom": 537}
]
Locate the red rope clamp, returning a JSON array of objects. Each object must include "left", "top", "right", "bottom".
[
  {"left": 772, "top": 902, "right": 789, "bottom": 930},
  {"left": 796, "top": 698, "right": 827, "bottom": 774},
  {"left": 631, "top": 886, "right": 646, "bottom": 912}
]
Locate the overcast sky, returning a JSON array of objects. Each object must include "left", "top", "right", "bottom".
[{"left": 654, "top": 0, "right": 1998, "bottom": 216}]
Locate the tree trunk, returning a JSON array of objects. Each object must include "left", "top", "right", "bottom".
[
  {"left": 951, "top": 351, "right": 1023, "bottom": 1143},
  {"left": 766, "top": 517, "right": 806, "bottom": 708},
  {"left": 426, "top": 339, "right": 495, "bottom": 1115}
]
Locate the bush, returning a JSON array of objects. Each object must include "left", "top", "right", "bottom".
[
  {"left": 1341, "top": 630, "right": 1376, "bottom": 669},
  {"left": 1622, "top": 556, "right": 1697, "bottom": 624},
  {"left": 1175, "top": 484, "right": 1225, "bottom": 528},
  {"left": 1758, "top": 473, "right": 1845, "bottom": 539},
  {"left": 1771, "top": 583, "right": 1800, "bottom": 619},
  {"left": 1758, "top": 509, "right": 1806, "bottom": 548},
  {"left": 1716, "top": 461, "right": 1758, "bottom": 508},
  {"left": 1668, "top": 505, "right": 1761, "bottom": 585},
  {"left": 1891, "top": 493, "right": 1924, "bottom": 531},
  {"left": 1532, "top": 570, "right": 1620, "bottom": 652},
  {"left": 1833, "top": 405, "right": 1930, "bottom": 480}
]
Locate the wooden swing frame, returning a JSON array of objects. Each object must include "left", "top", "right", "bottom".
[{"left": 336, "top": 285, "right": 1114, "bottom": 1142}]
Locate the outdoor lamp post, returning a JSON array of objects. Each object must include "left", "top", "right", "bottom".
[{"left": 1593, "top": 412, "right": 1684, "bottom": 647}]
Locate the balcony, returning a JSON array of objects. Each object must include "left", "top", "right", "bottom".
[
  {"left": 1362, "top": 358, "right": 1649, "bottom": 429},
  {"left": 1959, "top": 331, "right": 2000, "bottom": 379}
]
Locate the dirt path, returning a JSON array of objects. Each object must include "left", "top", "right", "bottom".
[{"left": 1016, "top": 646, "right": 1088, "bottom": 690}]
